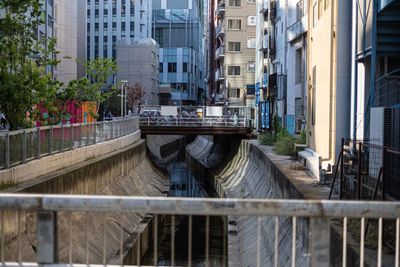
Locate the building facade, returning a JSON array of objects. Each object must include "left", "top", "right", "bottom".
[
  {"left": 116, "top": 38, "right": 159, "bottom": 105},
  {"left": 351, "top": 0, "right": 400, "bottom": 147},
  {"left": 305, "top": 0, "right": 352, "bottom": 179},
  {"left": 54, "top": 0, "right": 86, "bottom": 84},
  {"left": 152, "top": 0, "right": 206, "bottom": 105},
  {"left": 213, "top": 0, "right": 257, "bottom": 110},
  {"left": 87, "top": 0, "right": 152, "bottom": 60}
]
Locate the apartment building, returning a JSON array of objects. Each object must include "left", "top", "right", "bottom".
[
  {"left": 152, "top": 0, "right": 206, "bottom": 105},
  {"left": 213, "top": 0, "right": 257, "bottom": 110},
  {"left": 286, "top": 0, "right": 308, "bottom": 134},
  {"left": 305, "top": 0, "right": 351, "bottom": 179},
  {"left": 351, "top": 0, "right": 400, "bottom": 145},
  {"left": 87, "top": 0, "right": 152, "bottom": 60},
  {"left": 54, "top": 0, "right": 86, "bottom": 84}
]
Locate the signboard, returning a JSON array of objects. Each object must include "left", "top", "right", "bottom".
[
  {"left": 206, "top": 106, "right": 223, "bottom": 117},
  {"left": 161, "top": 106, "right": 178, "bottom": 116},
  {"left": 247, "top": 16, "right": 256, "bottom": 26}
]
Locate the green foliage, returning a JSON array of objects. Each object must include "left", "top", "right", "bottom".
[
  {"left": 0, "top": 0, "right": 61, "bottom": 129},
  {"left": 259, "top": 132, "right": 276, "bottom": 146},
  {"left": 65, "top": 58, "right": 118, "bottom": 118},
  {"left": 274, "top": 128, "right": 296, "bottom": 156},
  {"left": 296, "top": 130, "right": 307, "bottom": 145}
]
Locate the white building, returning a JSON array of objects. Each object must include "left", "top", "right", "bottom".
[{"left": 255, "top": 0, "right": 307, "bottom": 133}]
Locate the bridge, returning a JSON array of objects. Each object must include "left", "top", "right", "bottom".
[{"left": 136, "top": 105, "right": 252, "bottom": 136}]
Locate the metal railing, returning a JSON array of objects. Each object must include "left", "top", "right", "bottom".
[
  {"left": 0, "top": 194, "right": 400, "bottom": 267},
  {"left": 136, "top": 105, "right": 250, "bottom": 128},
  {"left": 0, "top": 117, "right": 139, "bottom": 170}
]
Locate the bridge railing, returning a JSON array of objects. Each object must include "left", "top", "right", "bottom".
[
  {"left": 135, "top": 105, "right": 252, "bottom": 128},
  {"left": 0, "top": 117, "right": 139, "bottom": 170},
  {"left": 0, "top": 194, "right": 398, "bottom": 267}
]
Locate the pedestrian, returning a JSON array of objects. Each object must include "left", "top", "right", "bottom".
[{"left": 0, "top": 113, "right": 6, "bottom": 129}]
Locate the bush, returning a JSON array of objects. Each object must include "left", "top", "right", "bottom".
[
  {"left": 274, "top": 135, "right": 296, "bottom": 155},
  {"left": 296, "top": 130, "right": 307, "bottom": 144},
  {"left": 259, "top": 132, "right": 276, "bottom": 146}
]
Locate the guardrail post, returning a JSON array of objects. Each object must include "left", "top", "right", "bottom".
[
  {"left": 61, "top": 125, "right": 64, "bottom": 152},
  {"left": 37, "top": 211, "right": 58, "bottom": 264},
  {"left": 36, "top": 128, "right": 41, "bottom": 159},
  {"left": 79, "top": 124, "right": 82, "bottom": 147},
  {"left": 49, "top": 126, "right": 53, "bottom": 155},
  {"left": 70, "top": 125, "right": 74, "bottom": 150},
  {"left": 5, "top": 134, "right": 10, "bottom": 168},
  {"left": 111, "top": 122, "right": 114, "bottom": 139},
  {"left": 22, "top": 130, "right": 27, "bottom": 163},
  {"left": 93, "top": 123, "right": 97, "bottom": 144},
  {"left": 357, "top": 142, "right": 362, "bottom": 200},
  {"left": 310, "top": 217, "right": 330, "bottom": 267}
]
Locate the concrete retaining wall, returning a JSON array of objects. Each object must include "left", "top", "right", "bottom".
[
  {"left": 0, "top": 131, "right": 141, "bottom": 186},
  {"left": 186, "top": 136, "right": 370, "bottom": 267},
  {"left": 2, "top": 138, "right": 169, "bottom": 264}
]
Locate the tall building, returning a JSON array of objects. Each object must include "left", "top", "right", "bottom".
[
  {"left": 87, "top": 0, "right": 152, "bottom": 60},
  {"left": 351, "top": 0, "right": 400, "bottom": 145},
  {"left": 286, "top": 0, "right": 308, "bottom": 135},
  {"left": 54, "top": 0, "right": 86, "bottom": 84},
  {"left": 212, "top": 0, "right": 257, "bottom": 110},
  {"left": 305, "top": 0, "right": 352, "bottom": 179},
  {"left": 116, "top": 38, "right": 159, "bottom": 105},
  {"left": 152, "top": 0, "right": 207, "bottom": 105}
]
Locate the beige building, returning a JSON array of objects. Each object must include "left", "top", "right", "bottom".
[
  {"left": 54, "top": 0, "right": 86, "bottom": 84},
  {"left": 213, "top": 0, "right": 257, "bottom": 108},
  {"left": 303, "top": 0, "right": 351, "bottom": 179}
]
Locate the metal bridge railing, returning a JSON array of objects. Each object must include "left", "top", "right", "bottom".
[
  {"left": 0, "top": 117, "right": 139, "bottom": 170},
  {"left": 139, "top": 117, "right": 247, "bottom": 128},
  {"left": 0, "top": 194, "right": 399, "bottom": 267}
]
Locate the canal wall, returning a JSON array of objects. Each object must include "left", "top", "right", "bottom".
[
  {"left": 0, "top": 131, "right": 141, "bottom": 186},
  {"left": 2, "top": 138, "right": 169, "bottom": 264},
  {"left": 186, "top": 136, "right": 363, "bottom": 267}
]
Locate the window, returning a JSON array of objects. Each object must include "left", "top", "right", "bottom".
[
  {"left": 247, "top": 37, "right": 256, "bottom": 48},
  {"left": 168, "top": 63, "right": 177, "bottom": 73},
  {"left": 313, "top": 2, "right": 318, "bottom": 27},
  {"left": 159, "top": 63, "right": 163, "bottom": 72},
  {"left": 228, "top": 42, "right": 241, "bottom": 52},
  {"left": 312, "top": 66, "right": 316, "bottom": 125},
  {"left": 183, "top": 62, "right": 188, "bottom": 72},
  {"left": 228, "top": 66, "right": 241, "bottom": 76},
  {"left": 296, "top": 0, "right": 304, "bottom": 21},
  {"left": 318, "top": 0, "right": 324, "bottom": 18},
  {"left": 228, "top": 19, "right": 241, "bottom": 30},
  {"left": 228, "top": 0, "right": 241, "bottom": 7},
  {"left": 247, "top": 62, "right": 255, "bottom": 72},
  {"left": 295, "top": 49, "right": 302, "bottom": 84},
  {"left": 324, "top": 0, "right": 330, "bottom": 10},
  {"left": 228, "top": 89, "right": 241, "bottom": 98}
]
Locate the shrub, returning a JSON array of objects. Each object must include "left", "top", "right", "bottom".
[
  {"left": 296, "top": 130, "right": 307, "bottom": 144},
  {"left": 259, "top": 132, "right": 276, "bottom": 146},
  {"left": 274, "top": 134, "right": 296, "bottom": 155}
]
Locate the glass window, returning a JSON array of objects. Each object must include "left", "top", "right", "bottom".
[
  {"left": 228, "top": 0, "right": 241, "bottom": 7},
  {"left": 228, "top": 19, "right": 241, "bottom": 30},
  {"left": 228, "top": 42, "right": 241, "bottom": 51},
  {"left": 228, "top": 66, "right": 241, "bottom": 76}
]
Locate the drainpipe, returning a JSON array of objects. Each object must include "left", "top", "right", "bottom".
[{"left": 352, "top": 0, "right": 358, "bottom": 141}]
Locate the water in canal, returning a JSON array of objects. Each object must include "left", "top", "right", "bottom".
[{"left": 142, "top": 159, "right": 227, "bottom": 266}]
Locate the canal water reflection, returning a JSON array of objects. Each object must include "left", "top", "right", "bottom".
[{"left": 142, "top": 161, "right": 227, "bottom": 266}]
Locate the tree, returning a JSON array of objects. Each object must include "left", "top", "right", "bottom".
[
  {"left": 64, "top": 58, "right": 118, "bottom": 119},
  {"left": 126, "top": 82, "right": 146, "bottom": 109},
  {"left": 0, "top": 0, "right": 60, "bottom": 129}
]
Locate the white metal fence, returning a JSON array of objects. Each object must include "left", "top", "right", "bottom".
[
  {"left": 0, "top": 194, "right": 399, "bottom": 267},
  {"left": 0, "top": 117, "right": 139, "bottom": 169}
]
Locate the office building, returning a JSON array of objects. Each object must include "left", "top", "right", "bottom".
[
  {"left": 153, "top": 0, "right": 207, "bottom": 105},
  {"left": 87, "top": 0, "right": 152, "bottom": 60}
]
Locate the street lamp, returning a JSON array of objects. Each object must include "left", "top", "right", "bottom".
[{"left": 120, "top": 80, "right": 128, "bottom": 117}]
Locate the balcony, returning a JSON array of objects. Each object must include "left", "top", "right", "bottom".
[
  {"left": 215, "top": 68, "right": 225, "bottom": 81},
  {"left": 287, "top": 15, "right": 308, "bottom": 42},
  {"left": 215, "top": 1, "right": 225, "bottom": 17},
  {"left": 216, "top": 24, "right": 225, "bottom": 37},
  {"left": 215, "top": 46, "right": 225, "bottom": 60}
]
